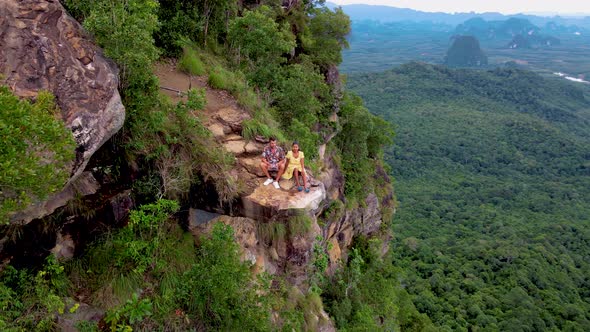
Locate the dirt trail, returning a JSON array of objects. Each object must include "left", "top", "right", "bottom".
[
  {"left": 154, "top": 61, "right": 243, "bottom": 121},
  {"left": 153, "top": 60, "right": 263, "bottom": 190}
]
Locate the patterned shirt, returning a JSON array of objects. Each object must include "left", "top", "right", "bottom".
[{"left": 262, "top": 145, "right": 285, "bottom": 170}]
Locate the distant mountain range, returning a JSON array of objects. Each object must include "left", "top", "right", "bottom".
[
  {"left": 455, "top": 17, "right": 563, "bottom": 49},
  {"left": 336, "top": 2, "right": 590, "bottom": 75},
  {"left": 326, "top": 2, "right": 590, "bottom": 29}
]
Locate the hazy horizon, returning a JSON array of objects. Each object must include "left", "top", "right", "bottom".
[{"left": 328, "top": 0, "right": 590, "bottom": 16}]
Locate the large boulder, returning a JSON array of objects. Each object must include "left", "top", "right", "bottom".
[
  {"left": 0, "top": 0, "right": 125, "bottom": 222},
  {"left": 0, "top": 0, "right": 124, "bottom": 180}
]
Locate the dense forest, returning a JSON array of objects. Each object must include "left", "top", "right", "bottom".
[{"left": 348, "top": 63, "right": 590, "bottom": 331}]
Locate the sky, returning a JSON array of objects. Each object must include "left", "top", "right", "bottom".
[{"left": 328, "top": 0, "right": 590, "bottom": 15}]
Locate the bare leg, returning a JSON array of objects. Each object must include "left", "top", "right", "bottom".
[
  {"left": 275, "top": 160, "right": 286, "bottom": 181},
  {"left": 302, "top": 170, "right": 308, "bottom": 188},
  {"left": 260, "top": 162, "right": 271, "bottom": 179},
  {"left": 294, "top": 169, "right": 300, "bottom": 186},
  {"left": 260, "top": 163, "right": 271, "bottom": 179}
]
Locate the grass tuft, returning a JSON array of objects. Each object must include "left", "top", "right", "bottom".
[
  {"left": 208, "top": 66, "right": 232, "bottom": 90},
  {"left": 177, "top": 47, "right": 205, "bottom": 76},
  {"left": 288, "top": 214, "right": 312, "bottom": 237},
  {"left": 257, "top": 222, "right": 287, "bottom": 246}
]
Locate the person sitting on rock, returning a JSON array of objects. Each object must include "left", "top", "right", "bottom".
[
  {"left": 260, "top": 136, "right": 286, "bottom": 189},
  {"left": 276, "top": 141, "right": 309, "bottom": 193}
]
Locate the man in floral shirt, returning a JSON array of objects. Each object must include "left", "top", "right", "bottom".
[{"left": 260, "top": 137, "right": 286, "bottom": 189}]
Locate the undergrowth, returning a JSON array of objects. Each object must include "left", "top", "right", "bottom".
[
  {"left": 0, "top": 87, "right": 75, "bottom": 224},
  {"left": 126, "top": 88, "right": 238, "bottom": 202},
  {"left": 0, "top": 256, "right": 70, "bottom": 330}
]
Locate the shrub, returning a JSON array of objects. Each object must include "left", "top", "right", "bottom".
[
  {"left": 74, "top": 321, "right": 99, "bottom": 332},
  {"left": 242, "top": 106, "right": 286, "bottom": 142},
  {"left": 336, "top": 92, "right": 393, "bottom": 201},
  {"left": 66, "top": 200, "right": 180, "bottom": 309},
  {"left": 173, "top": 223, "right": 271, "bottom": 330},
  {"left": 242, "top": 118, "right": 274, "bottom": 141},
  {"left": 287, "top": 119, "right": 319, "bottom": 160},
  {"left": 0, "top": 87, "right": 75, "bottom": 224},
  {"left": 272, "top": 63, "right": 330, "bottom": 128},
  {"left": 235, "top": 86, "right": 262, "bottom": 111},
  {"left": 322, "top": 199, "right": 345, "bottom": 224},
  {"left": 310, "top": 237, "right": 329, "bottom": 293},
  {"left": 83, "top": 0, "right": 160, "bottom": 91},
  {"left": 104, "top": 293, "right": 153, "bottom": 331},
  {"left": 0, "top": 256, "right": 69, "bottom": 330},
  {"left": 126, "top": 92, "right": 237, "bottom": 201},
  {"left": 117, "top": 199, "right": 180, "bottom": 273}
]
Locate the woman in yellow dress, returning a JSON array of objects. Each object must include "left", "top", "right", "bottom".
[{"left": 278, "top": 142, "right": 309, "bottom": 192}]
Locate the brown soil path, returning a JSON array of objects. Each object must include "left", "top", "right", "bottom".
[
  {"left": 154, "top": 60, "right": 261, "bottom": 187},
  {"left": 153, "top": 60, "right": 244, "bottom": 121}
]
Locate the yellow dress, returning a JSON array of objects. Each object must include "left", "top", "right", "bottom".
[{"left": 282, "top": 151, "right": 304, "bottom": 180}]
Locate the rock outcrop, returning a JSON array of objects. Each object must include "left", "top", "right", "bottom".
[
  {"left": 10, "top": 171, "right": 100, "bottom": 224},
  {"left": 445, "top": 35, "right": 488, "bottom": 67},
  {"left": 242, "top": 181, "right": 326, "bottom": 221},
  {"left": 507, "top": 34, "right": 561, "bottom": 49},
  {"left": 0, "top": 0, "right": 125, "bottom": 223},
  {"left": 0, "top": 0, "right": 124, "bottom": 184}
]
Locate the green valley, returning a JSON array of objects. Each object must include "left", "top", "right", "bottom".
[{"left": 348, "top": 63, "right": 590, "bottom": 330}]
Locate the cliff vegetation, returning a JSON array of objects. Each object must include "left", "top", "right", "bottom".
[{"left": 0, "top": 88, "right": 75, "bottom": 224}]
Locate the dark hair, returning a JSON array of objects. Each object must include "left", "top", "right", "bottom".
[
  {"left": 269, "top": 136, "right": 276, "bottom": 142},
  {"left": 292, "top": 141, "right": 299, "bottom": 146}
]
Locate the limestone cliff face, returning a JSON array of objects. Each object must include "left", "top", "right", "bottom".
[
  {"left": 190, "top": 149, "right": 391, "bottom": 281},
  {"left": 0, "top": 0, "right": 125, "bottom": 223},
  {"left": 185, "top": 103, "right": 389, "bottom": 278}
]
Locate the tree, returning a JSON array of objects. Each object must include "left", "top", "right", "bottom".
[
  {"left": 336, "top": 92, "right": 378, "bottom": 199},
  {"left": 273, "top": 63, "right": 330, "bottom": 127},
  {"left": 83, "top": 0, "right": 160, "bottom": 91},
  {"left": 228, "top": 6, "right": 294, "bottom": 66},
  {"left": 201, "top": 0, "right": 237, "bottom": 46},
  {"left": 304, "top": 7, "right": 350, "bottom": 70}
]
